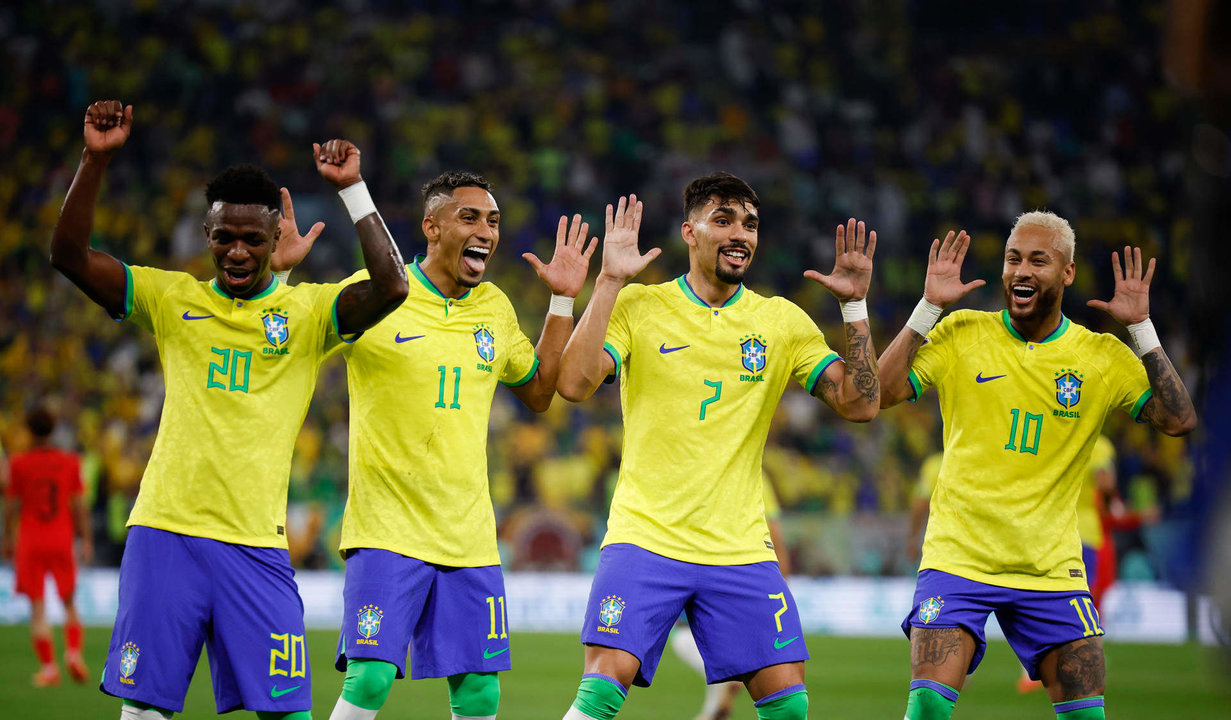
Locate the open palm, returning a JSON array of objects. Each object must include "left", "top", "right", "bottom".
[
  {"left": 599, "top": 194, "right": 660, "bottom": 283},
  {"left": 804, "top": 218, "right": 876, "bottom": 302},
  {"left": 524, "top": 214, "right": 598, "bottom": 298},
  {"left": 1087, "top": 246, "right": 1153, "bottom": 325},
  {"left": 271, "top": 187, "right": 325, "bottom": 273},
  {"left": 923, "top": 230, "right": 985, "bottom": 308}
]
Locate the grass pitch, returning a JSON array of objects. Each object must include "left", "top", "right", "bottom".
[{"left": 0, "top": 626, "right": 1226, "bottom": 718}]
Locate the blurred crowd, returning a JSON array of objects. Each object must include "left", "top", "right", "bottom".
[{"left": 0, "top": 1, "right": 1196, "bottom": 581}]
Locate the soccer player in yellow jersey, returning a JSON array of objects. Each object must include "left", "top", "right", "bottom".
[
  {"left": 50, "top": 100, "right": 410, "bottom": 720},
  {"left": 282, "top": 172, "right": 593, "bottom": 720},
  {"left": 878, "top": 212, "right": 1196, "bottom": 720},
  {"left": 556, "top": 173, "right": 881, "bottom": 720}
]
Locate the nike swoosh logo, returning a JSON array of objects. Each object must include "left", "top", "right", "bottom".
[
  {"left": 395, "top": 333, "right": 426, "bottom": 343},
  {"left": 482, "top": 647, "right": 509, "bottom": 659},
  {"left": 659, "top": 343, "right": 690, "bottom": 354},
  {"left": 270, "top": 685, "right": 300, "bottom": 698},
  {"left": 182, "top": 311, "right": 214, "bottom": 320},
  {"left": 773, "top": 636, "right": 799, "bottom": 649},
  {"left": 975, "top": 373, "right": 1007, "bottom": 383}
]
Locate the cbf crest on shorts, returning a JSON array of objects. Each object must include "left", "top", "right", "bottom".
[
  {"left": 474, "top": 323, "right": 496, "bottom": 363},
  {"left": 1055, "top": 368, "right": 1084, "bottom": 408},
  {"left": 358, "top": 604, "right": 383, "bottom": 641},
  {"left": 120, "top": 641, "right": 140, "bottom": 680},
  {"left": 597, "top": 595, "right": 625, "bottom": 635},
  {"left": 918, "top": 596, "right": 944, "bottom": 624},
  {"left": 262, "top": 306, "right": 290, "bottom": 348}
]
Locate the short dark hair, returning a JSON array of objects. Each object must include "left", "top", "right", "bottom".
[
  {"left": 205, "top": 164, "right": 281, "bottom": 211},
  {"left": 683, "top": 172, "right": 760, "bottom": 218},
  {"left": 26, "top": 406, "right": 55, "bottom": 438},
  {"left": 421, "top": 171, "right": 493, "bottom": 207}
]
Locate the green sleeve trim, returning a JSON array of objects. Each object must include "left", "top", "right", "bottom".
[
  {"left": 1130, "top": 388, "right": 1153, "bottom": 421},
  {"left": 502, "top": 355, "right": 540, "bottom": 387},
  {"left": 804, "top": 353, "right": 840, "bottom": 394},
  {"left": 907, "top": 369, "right": 923, "bottom": 402},
  {"left": 602, "top": 342, "right": 622, "bottom": 383},
  {"left": 115, "top": 262, "right": 134, "bottom": 321},
  {"left": 332, "top": 289, "right": 362, "bottom": 343}
]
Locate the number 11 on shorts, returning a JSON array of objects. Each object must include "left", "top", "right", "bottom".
[
  {"left": 1069, "top": 597, "right": 1104, "bottom": 637},
  {"left": 485, "top": 595, "right": 508, "bottom": 640}
]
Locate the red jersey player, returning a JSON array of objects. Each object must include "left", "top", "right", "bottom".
[{"left": 2, "top": 407, "right": 92, "bottom": 686}]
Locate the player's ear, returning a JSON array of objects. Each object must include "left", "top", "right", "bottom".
[
  {"left": 681, "top": 220, "right": 697, "bottom": 249},
  {"left": 1063, "top": 261, "right": 1075, "bottom": 287},
  {"left": 422, "top": 215, "right": 439, "bottom": 243}
]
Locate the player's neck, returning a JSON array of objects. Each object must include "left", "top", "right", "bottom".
[
  {"left": 417, "top": 255, "right": 467, "bottom": 299},
  {"left": 684, "top": 268, "right": 741, "bottom": 307},
  {"left": 214, "top": 272, "right": 275, "bottom": 300},
  {"left": 1009, "top": 306, "right": 1065, "bottom": 342}
]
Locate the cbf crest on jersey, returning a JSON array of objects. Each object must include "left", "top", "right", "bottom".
[
  {"left": 740, "top": 334, "right": 767, "bottom": 374},
  {"left": 1055, "top": 368, "right": 1084, "bottom": 408},
  {"left": 262, "top": 306, "right": 290, "bottom": 348},
  {"left": 599, "top": 595, "right": 625, "bottom": 627},
  {"left": 358, "top": 604, "right": 383, "bottom": 639},
  {"left": 918, "top": 596, "right": 944, "bottom": 624},
  {"left": 120, "top": 641, "right": 140, "bottom": 678},
  {"left": 473, "top": 323, "right": 496, "bottom": 363}
]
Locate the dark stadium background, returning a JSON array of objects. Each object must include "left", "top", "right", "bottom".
[{"left": 1, "top": 1, "right": 1228, "bottom": 717}]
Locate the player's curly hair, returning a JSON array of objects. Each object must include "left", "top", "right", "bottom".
[
  {"left": 683, "top": 172, "right": 760, "bottom": 218},
  {"left": 26, "top": 406, "right": 55, "bottom": 438},
  {"left": 205, "top": 164, "right": 281, "bottom": 211},
  {"left": 422, "top": 171, "right": 492, "bottom": 201}
]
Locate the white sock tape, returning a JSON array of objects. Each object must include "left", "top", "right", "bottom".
[
  {"left": 839, "top": 298, "right": 868, "bottom": 323},
  {"left": 548, "top": 294, "right": 575, "bottom": 317},
  {"left": 338, "top": 181, "right": 377, "bottom": 224},
  {"left": 906, "top": 297, "right": 943, "bottom": 337},
  {"left": 1127, "top": 318, "right": 1161, "bottom": 357}
]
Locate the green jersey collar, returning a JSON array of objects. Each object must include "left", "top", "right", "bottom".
[
  {"left": 410, "top": 254, "right": 471, "bottom": 300},
  {"left": 1000, "top": 309, "right": 1070, "bottom": 344},
  {"left": 676, "top": 275, "right": 744, "bottom": 309},
  {"left": 210, "top": 274, "right": 279, "bottom": 301}
]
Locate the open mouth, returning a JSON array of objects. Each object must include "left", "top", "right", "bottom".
[
  {"left": 223, "top": 267, "right": 254, "bottom": 286},
  {"left": 462, "top": 245, "right": 490, "bottom": 275},
  {"left": 719, "top": 246, "right": 749, "bottom": 267},
  {"left": 1011, "top": 284, "right": 1037, "bottom": 305}
]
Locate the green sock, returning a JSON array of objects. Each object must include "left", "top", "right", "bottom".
[
  {"left": 448, "top": 672, "right": 500, "bottom": 717},
  {"left": 256, "top": 712, "right": 312, "bottom": 720},
  {"left": 570, "top": 673, "right": 627, "bottom": 720},
  {"left": 1054, "top": 696, "right": 1105, "bottom": 718},
  {"left": 754, "top": 687, "right": 808, "bottom": 719},
  {"left": 340, "top": 658, "right": 397, "bottom": 711},
  {"left": 905, "top": 680, "right": 958, "bottom": 720}
]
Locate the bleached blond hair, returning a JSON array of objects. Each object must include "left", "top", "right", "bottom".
[{"left": 1010, "top": 210, "right": 1075, "bottom": 262}]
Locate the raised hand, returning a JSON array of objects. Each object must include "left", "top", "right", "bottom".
[
  {"left": 922, "top": 230, "right": 985, "bottom": 308},
  {"left": 524, "top": 214, "right": 598, "bottom": 298},
  {"left": 314, "top": 139, "right": 362, "bottom": 189},
  {"left": 598, "top": 194, "right": 660, "bottom": 283},
  {"left": 1087, "top": 246, "right": 1153, "bottom": 325},
  {"left": 84, "top": 100, "right": 133, "bottom": 155},
  {"left": 804, "top": 218, "right": 877, "bottom": 302},
  {"left": 271, "top": 187, "right": 325, "bottom": 273}
]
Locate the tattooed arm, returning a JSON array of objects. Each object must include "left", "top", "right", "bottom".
[
  {"left": 805, "top": 219, "right": 879, "bottom": 422},
  {"left": 1087, "top": 247, "right": 1196, "bottom": 437},
  {"left": 880, "top": 230, "right": 985, "bottom": 408}
]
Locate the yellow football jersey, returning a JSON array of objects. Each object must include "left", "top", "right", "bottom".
[
  {"left": 1076, "top": 435, "right": 1115, "bottom": 550},
  {"left": 910, "top": 310, "right": 1151, "bottom": 590},
  {"left": 338, "top": 261, "right": 538, "bottom": 567},
  {"left": 601, "top": 276, "right": 839, "bottom": 565},
  {"left": 121, "top": 264, "right": 350, "bottom": 547}
]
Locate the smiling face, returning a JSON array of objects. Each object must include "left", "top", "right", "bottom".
[
  {"left": 1002, "top": 223, "right": 1075, "bottom": 325},
  {"left": 682, "top": 196, "right": 759, "bottom": 285},
  {"left": 422, "top": 185, "right": 500, "bottom": 288},
  {"left": 204, "top": 201, "right": 280, "bottom": 297}
]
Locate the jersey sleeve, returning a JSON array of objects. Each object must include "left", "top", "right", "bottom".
[
  {"left": 781, "top": 300, "right": 841, "bottom": 394},
  {"left": 1101, "top": 336, "right": 1152, "bottom": 420},
  {"left": 303, "top": 280, "right": 360, "bottom": 355},
  {"left": 907, "top": 311, "right": 964, "bottom": 399},
  {"left": 121, "top": 264, "right": 182, "bottom": 332},
  {"left": 498, "top": 297, "right": 539, "bottom": 387},
  {"left": 602, "top": 285, "right": 640, "bottom": 380}
]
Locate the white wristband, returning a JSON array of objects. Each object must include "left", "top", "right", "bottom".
[
  {"left": 273, "top": 270, "right": 292, "bottom": 285},
  {"left": 338, "top": 181, "right": 377, "bottom": 224},
  {"left": 1127, "top": 318, "right": 1161, "bottom": 357},
  {"left": 906, "top": 297, "right": 943, "bottom": 337},
  {"left": 548, "top": 294, "right": 575, "bottom": 317},
  {"left": 839, "top": 298, "right": 868, "bottom": 323}
]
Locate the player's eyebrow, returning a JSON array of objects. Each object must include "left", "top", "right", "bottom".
[
  {"left": 711, "top": 205, "right": 759, "bottom": 224},
  {"left": 458, "top": 205, "right": 499, "bottom": 218}
]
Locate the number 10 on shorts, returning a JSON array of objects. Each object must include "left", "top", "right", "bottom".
[{"left": 485, "top": 595, "right": 508, "bottom": 640}]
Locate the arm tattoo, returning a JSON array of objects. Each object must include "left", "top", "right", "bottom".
[
  {"left": 910, "top": 628, "right": 966, "bottom": 674},
  {"left": 1053, "top": 638, "right": 1105, "bottom": 700},
  {"left": 844, "top": 322, "right": 880, "bottom": 404},
  {"left": 1139, "top": 349, "right": 1196, "bottom": 432}
]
